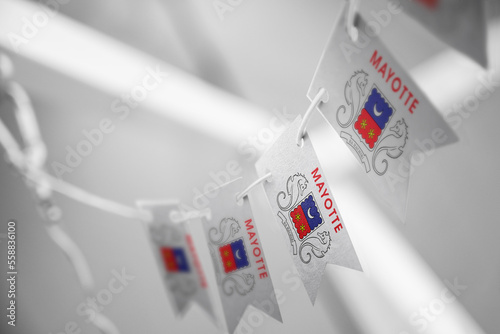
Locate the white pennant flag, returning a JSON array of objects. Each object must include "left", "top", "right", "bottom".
[
  {"left": 201, "top": 178, "right": 282, "bottom": 334},
  {"left": 256, "top": 116, "right": 362, "bottom": 303},
  {"left": 308, "top": 2, "right": 458, "bottom": 219},
  {"left": 137, "top": 200, "right": 214, "bottom": 318},
  {"left": 400, "top": 0, "right": 487, "bottom": 67}
]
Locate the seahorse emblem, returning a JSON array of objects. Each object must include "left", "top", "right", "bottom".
[
  {"left": 298, "top": 231, "right": 332, "bottom": 264},
  {"left": 209, "top": 217, "right": 240, "bottom": 245},
  {"left": 222, "top": 272, "right": 255, "bottom": 296},
  {"left": 277, "top": 173, "right": 308, "bottom": 211},
  {"left": 372, "top": 119, "right": 408, "bottom": 175},
  {"left": 337, "top": 71, "right": 369, "bottom": 128}
]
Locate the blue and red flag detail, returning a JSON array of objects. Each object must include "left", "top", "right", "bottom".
[
  {"left": 354, "top": 87, "right": 394, "bottom": 149},
  {"left": 160, "top": 247, "right": 190, "bottom": 273},
  {"left": 290, "top": 194, "right": 323, "bottom": 239},
  {"left": 219, "top": 239, "right": 249, "bottom": 273}
]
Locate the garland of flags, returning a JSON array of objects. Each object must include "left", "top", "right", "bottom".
[{"left": 0, "top": 0, "right": 489, "bottom": 333}]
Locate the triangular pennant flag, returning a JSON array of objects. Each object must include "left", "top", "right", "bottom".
[
  {"left": 400, "top": 0, "right": 487, "bottom": 67},
  {"left": 201, "top": 178, "right": 282, "bottom": 333},
  {"left": 137, "top": 200, "right": 214, "bottom": 318},
  {"left": 308, "top": 2, "right": 458, "bottom": 219},
  {"left": 256, "top": 116, "right": 362, "bottom": 303}
]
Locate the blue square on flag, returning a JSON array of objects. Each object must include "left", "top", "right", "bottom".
[
  {"left": 231, "top": 239, "right": 249, "bottom": 270},
  {"left": 300, "top": 195, "right": 322, "bottom": 230},
  {"left": 364, "top": 87, "right": 393, "bottom": 130},
  {"left": 173, "top": 248, "right": 190, "bottom": 272}
]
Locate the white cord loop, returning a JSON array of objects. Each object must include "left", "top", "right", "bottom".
[
  {"left": 8, "top": 81, "right": 48, "bottom": 169},
  {"left": 0, "top": 54, "right": 121, "bottom": 334},
  {"left": 296, "top": 88, "right": 328, "bottom": 146},
  {"left": 171, "top": 208, "right": 212, "bottom": 223},
  {"left": 347, "top": 0, "right": 360, "bottom": 42},
  {"left": 32, "top": 169, "right": 154, "bottom": 222},
  {"left": 0, "top": 54, "right": 13, "bottom": 82},
  {"left": 0, "top": 64, "right": 153, "bottom": 223},
  {"left": 0, "top": 110, "right": 25, "bottom": 169},
  {"left": 235, "top": 172, "right": 272, "bottom": 203}
]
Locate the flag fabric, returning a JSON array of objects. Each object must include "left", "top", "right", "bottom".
[
  {"left": 400, "top": 0, "right": 487, "bottom": 67},
  {"left": 201, "top": 178, "right": 282, "bottom": 334},
  {"left": 256, "top": 116, "right": 362, "bottom": 303},
  {"left": 137, "top": 200, "right": 214, "bottom": 318},
  {"left": 307, "top": 2, "right": 458, "bottom": 220}
]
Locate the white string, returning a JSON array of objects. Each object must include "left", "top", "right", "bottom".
[
  {"left": 8, "top": 81, "right": 47, "bottom": 169},
  {"left": 43, "top": 206, "right": 119, "bottom": 334},
  {"left": 171, "top": 208, "right": 211, "bottom": 223},
  {"left": 347, "top": 0, "right": 360, "bottom": 42},
  {"left": 25, "top": 169, "right": 154, "bottom": 222},
  {"left": 45, "top": 223, "right": 95, "bottom": 292},
  {"left": 0, "top": 114, "right": 153, "bottom": 222},
  {"left": 0, "top": 111, "right": 25, "bottom": 168},
  {"left": 0, "top": 58, "right": 121, "bottom": 334},
  {"left": 235, "top": 172, "right": 272, "bottom": 203},
  {"left": 0, "top": 110, "right": 151, "bottom": 222},
  {"left": 296, "top": 88, "right": 328, "bottom": 146}
]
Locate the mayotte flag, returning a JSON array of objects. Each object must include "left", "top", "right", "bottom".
[
  {"left": 160, "top": 247, "right": 190, "bottom": 273},
  {"left": 290, "top": 194, "right": 323, "bottom": 239},
  {"left": 354, "top": 87, "right": 394, "bottom": 149},
  {"left": 219, "top": 239, "right": 249, "bottom": 274}
]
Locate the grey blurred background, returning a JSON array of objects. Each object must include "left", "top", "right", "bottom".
[{"left": 0, "top": 0, "right": 499, "bottom": 333}]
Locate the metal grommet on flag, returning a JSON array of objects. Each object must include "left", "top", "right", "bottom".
[
  {"left": 235, "top": 172, "right": 272, "bottom": 203},
  {"left": 296, "top": 87, "right": 328, "bottom": 147}
]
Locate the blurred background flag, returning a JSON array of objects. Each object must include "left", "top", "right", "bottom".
[
  {"left": 137, "top": 200, "right": 214, "bottom": 319},
  {"left": 400, "top": 0, "right": 488, "bottom": 67},
  {"left": 201, "top": 178, "right": 282, "bottom": 334}
]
